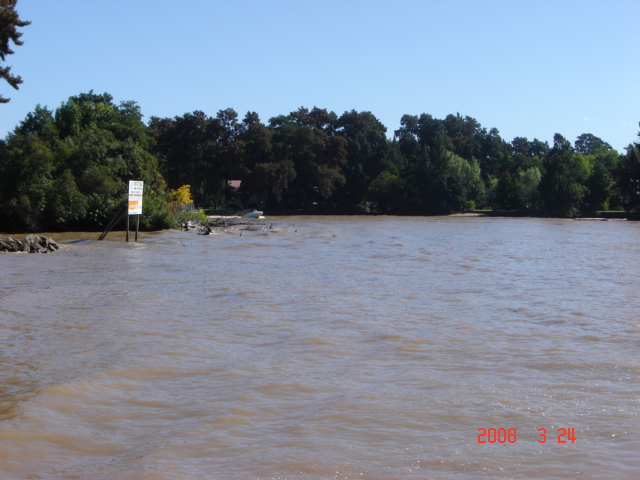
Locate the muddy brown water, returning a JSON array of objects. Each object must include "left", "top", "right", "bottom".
[{"left": 1, "top": 216, "right": 639, "bottom": 479}]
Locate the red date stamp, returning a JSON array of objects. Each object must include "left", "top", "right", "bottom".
[{"left": 477, "top": 428, "right": 576, "bottom": 443}]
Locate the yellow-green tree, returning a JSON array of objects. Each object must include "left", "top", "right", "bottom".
[{"left": 168, "top": 184, "right": 193, "bottom": 207}]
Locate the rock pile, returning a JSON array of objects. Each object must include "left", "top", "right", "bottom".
[
  {"left": 0, "top": 235, "right": 59, "bottom": 253},
  {"left": 196, "top": 225, "right": 211, "bottom": 235}
]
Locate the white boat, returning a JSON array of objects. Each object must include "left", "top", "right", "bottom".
[{"left": 242, "top": 209, "right": 264, "bottom": 219}]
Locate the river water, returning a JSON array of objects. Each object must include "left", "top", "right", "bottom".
[{"left": 0, "top": 216, "right": 638, "bottom": 480}]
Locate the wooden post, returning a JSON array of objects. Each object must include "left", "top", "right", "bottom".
[
  {"left": 126, "top": 213, "right": 130, "bottom": 242},
  {"left": 98, "top": 203, "right": 127, "bottom": 241},
  {"left": 135, "top": 215, "right": 140, "bottom": 241}
]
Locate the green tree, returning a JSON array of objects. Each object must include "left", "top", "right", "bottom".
[
  {"left": 511, "top": 137, "right": 531, "bottom": 157},
  {"left": 149, "top": 110, "right": 224, "bottom": 207},
  {"left": 539, "top": 134, "right": 589, "bottom": 217},
  {"left": 368, "top": 170, "right": 411, "bottom": 212},
  {"left": 429, "top": 151, "right": 484, "bottom": 213},
  {"left": 394, "top": 114, "right": 424, "bottom": 176},
  {"left": 476, "top": 127, "right": 509, "bottom": 180},
  {"left": 574, "top": 133, "right": 612, "bottom": 155},
  {"left": 397, "top": 116, "right": 484, "bottom": 213},
  {"left": 494, "top": 167, "right": 541, "bottom": 211},
  {"left": 230, "top": 111, "right": 297, "bottom": 207},
  {"left": 335, "top": 110, "right": 397, "bottom": 211},
  {"left": 443, "top": 113, "right": 482, "bottom": 160},
  {"left": 0, "top": 92, "right": 170, "bottom": 231},
  {"left": 237, "top": 111, "right": 273, "bottom": 173},
  {"left": 519, "top": 167, "right": 542, "bottom": 209},
  {"left": 269, "top": 107, "right": 347, "bottom": 209},
  {"left": 242, "top": 160, "right": 296, "bottom": 206},
  {"left": 0, "top": 0, "right": 29, "bottom": 103},
  {"left": 45, "top": 169, "right": 88, "bottom": 225},
  {"left": 216, "top": 108, "right": 245, "bottom": 184},
  {"left": 0, "top": 133, "right": 57, "bottom": 230},
  {"left": 509, "top": 137, "right": 545, "bottom": 172},
  {"left": 617, "top": 125, "right": 640, "bottom": 212},
  {"left": 14, "top": 105, "right": 59, "bottom": 142},
  {"left": 579, "top": 149, "right": 618, "bottom": 213},
  {"left": 494, "top": 170, "right": 519, "bottom": 210},
  {"left": 530, "top": 138, "right": 550, "bottom": 158},
  {"left": 57, "top": 93, "right": 165, "bottom": 224}
]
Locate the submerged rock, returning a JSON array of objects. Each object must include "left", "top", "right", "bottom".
[
  {"left": 0, "top": 237, "right": 24, "bottom": 252},
  {"left": 196, "top": 225, "right": 211, "bottom": 235},
  {"left": 0, "top": 235, "right": 58, "bottom": 253}
]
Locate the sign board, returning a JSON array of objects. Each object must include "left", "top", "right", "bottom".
[{"left": 128, "top": 181, "right": 144, "bottom": 215}]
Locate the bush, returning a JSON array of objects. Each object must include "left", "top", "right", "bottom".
[
  {"left": 141, "top": 194, "right": 175, "bottom": 230},
  {"left": 172, "top": 208, "right": 207, "bottom": 227}
]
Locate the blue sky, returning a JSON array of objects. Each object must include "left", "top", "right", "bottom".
[{"left": 2, "top": 0, "right": 639, "bottom": 151}]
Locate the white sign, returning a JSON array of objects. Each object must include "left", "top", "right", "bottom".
[{"left": 128, "top": 180, "right": 144, "bottom": 215}]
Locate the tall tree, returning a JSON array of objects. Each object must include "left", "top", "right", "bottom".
[
  {"left": 335, "top": 110, "right": 396, "bottom": 210},
  {"left": 234, "top": 111, "right": 296, "bottom": 207},
  {"left": 0, "top": 92, "right": 170, "bottom": 231},
  {"left": 509, "top": 137, "right": 545, "bottom": 172},
  {"left": 494, "top": 167, "right": 541, "bottom": 211},
  {"left": 149, "top": 110, "right": 224, "bottom": 207},
  {"left": 0, "top": 0, "right": 29, "bottom": 103},
  {"left": 442, "top": 113, "right": 482, "bottom": 160},
  {"left": 269, "top": 107, "right": 347, "bottom": 209},
  {"left": 617, "top": 124, "right": 640, "bottom": 212},
  {"left": 421, "top": 128, "right": 484, "bottom": 213},
  {"left": 574, "top": 133, "right": 612, "bottom": 155},
  {"left": 539, "top": 134, "right": 589, "bottom": 217},
  {"left": 476, "top": 126, "right": 509, "bottom": 180}
]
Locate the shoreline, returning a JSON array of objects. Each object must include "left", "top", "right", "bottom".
[
  {"left": 469, "top": 210, "right": 637, "bottom": 220},
  {"left": 0, "top": 230, "right": 169, "bottom": 244},
  {"left": 260, "top": 210, "right": 638, "bottom": 221},
  {"left": 2, "top": 211, "right": 636, "bottom": 240},
  {"left": 2, "top": 209, "right": 637, "bottom": 241}
]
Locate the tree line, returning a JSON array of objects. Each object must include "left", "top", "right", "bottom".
[{"left": 1, "top": 91, "right": 639, "bottom": 232}]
